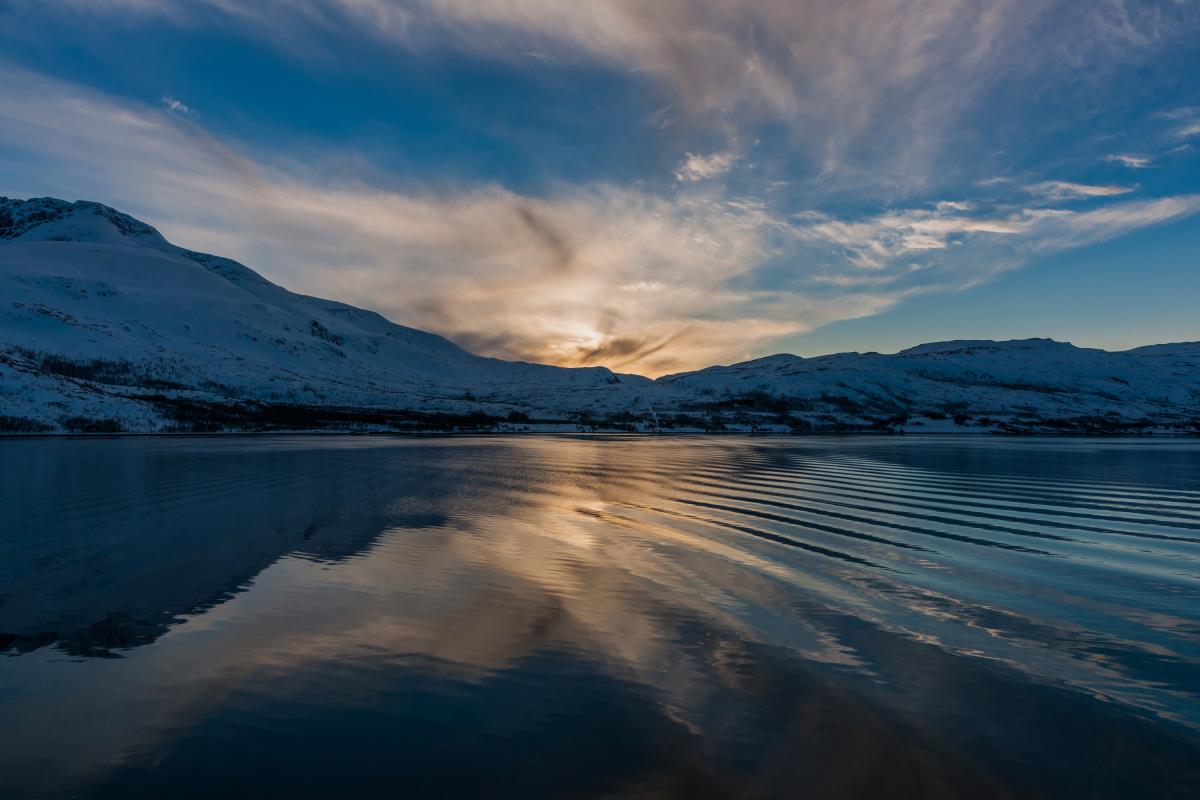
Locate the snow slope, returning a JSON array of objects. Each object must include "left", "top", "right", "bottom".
[
  {"left": 1, "top": 197, "right": 1197, "bottom": 433},
  {"left": 653, "top": 340, "right": 1200, "bottom": 432},
  {"left": 0, "top": 198, "right": 633, "bottom": 430}
]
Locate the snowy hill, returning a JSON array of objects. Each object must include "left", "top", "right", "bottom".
[
  {"left": 0, "top": 197, "right": 631, "bottom": 431},
  {"left": 1, "top": 197, "right": 1197, "bottom": 433},
  {"left": 653, "top": 340, "right": 1200, "bottom": 432}
]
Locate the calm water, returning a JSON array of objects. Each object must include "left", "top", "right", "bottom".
[{"left": 2, "top": 436, "right": 1199, "bottom": 799}]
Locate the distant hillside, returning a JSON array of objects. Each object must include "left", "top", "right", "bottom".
[{"left": 2, "top": 197, "right": 1198, "bottom": 434}]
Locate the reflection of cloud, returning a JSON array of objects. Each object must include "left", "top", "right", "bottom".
[
  {"left": 0, "top": 439, "right": 786, "bottom": 796},
  {"left": 5, "top": 437, "right": 1196, "bottom": 797}
]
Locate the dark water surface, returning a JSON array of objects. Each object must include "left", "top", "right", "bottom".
[{"left": 2, "top": 435, "right": 1199, "bottom": 799}]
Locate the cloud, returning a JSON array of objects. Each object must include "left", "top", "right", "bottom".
[
  {"left": 1026, "top": 195, "right": 1200, "bottom": 250},
  {"left": 1103, "top": 153, "right": 1151, "bottom": 168},
  {"left": 789, "top": 194, "right": 1200, "bottom": 299},
  {"left": 32, "top": 0, "right": 1200, "bottom": 195},
  {"left": 1026, "top": 181, "right": 1137, "bottom": 202},
  {"left": 674, "top": 151, "right": 737, "bottom": 182},
  {"left": 160, "top": 95, "right": 193, "bottom": 116},
  {"left": 2, "top": 66, "right": 1198, "bottom": 375},
  {"left": 1177, "top": 121, "right": 1200, "bottom": 138},
  {"left": 0, "top": 67, "right": 813, "bottom": 375},
  {"left": 798, "top": 206, "right": 1039, "bottom": 270}
]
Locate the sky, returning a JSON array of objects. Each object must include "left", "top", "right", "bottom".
[{"left": 1, "top": 1, "right": 1198, "bottom": 376}]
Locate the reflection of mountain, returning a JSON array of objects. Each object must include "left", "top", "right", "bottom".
[
  {"left": 0, "top": 438, "right": 463, "bottom": 656},
  {"left": 3, "top": 437, "right": 1199, "bottom": 798},
  {"left": 4, "top": 197, "right": 1199, "bottom": 434}
]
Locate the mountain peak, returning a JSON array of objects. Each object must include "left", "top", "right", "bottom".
[{"left": 0, "top": 196, "right": 168, "bottom": 247}]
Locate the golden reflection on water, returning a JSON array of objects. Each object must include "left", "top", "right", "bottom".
[{"left": 2, "top": 435, "right": 1199, "bottom": 798}]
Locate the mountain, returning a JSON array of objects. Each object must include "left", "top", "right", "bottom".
[
  {"left": 2, "top": 197, "right": 1198, "bottom": 434},
  {"left": 0, "top": 197, "right": 633, "bottom": 431},
  {"left": 653, "top": 340, "right": 1200, "bottom": 432}
]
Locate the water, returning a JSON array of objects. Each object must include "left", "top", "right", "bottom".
[{"left": 2, "top": 435, "right": 1199, "bottom": 799}]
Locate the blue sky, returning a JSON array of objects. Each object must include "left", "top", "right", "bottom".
[{"left": 1, "top": 0, "right": 1198, "bottom": 374}]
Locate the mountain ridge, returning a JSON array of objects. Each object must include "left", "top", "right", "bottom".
[{"left": 2, "top": 197, "right": 1197, "bottom": 433}]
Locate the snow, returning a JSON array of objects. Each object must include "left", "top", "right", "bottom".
[{"left": 2, "top": 197, "right": 1198, "bottom": 433}]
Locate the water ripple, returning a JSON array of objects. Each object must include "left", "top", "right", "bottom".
[{"left": 1, "top": 435, "right": 1198, "bottom": 799}]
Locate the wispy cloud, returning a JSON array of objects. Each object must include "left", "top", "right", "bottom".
[
  {"left": 1026, "top": 181, "right": 1137, "bottom": 202},
  {"left": 3, "top": 66, "right": 1198, "bottom": 374},
  {"left": 1104, "top": 153, "right": 1151, "bottom": 168},
  {"left": 674, "top": 151, "right": 738, "bottom": 182},
  {"left": 0, "top": 68, "right": 806, "bottom": 374},
  {"left": 160, "top": 95, "right": 193, "bottom": 116},
  {"left": 798, "top": 207, "right": 1039, "bottom": 270},
  {"left": 35, "top": 0, "right": 1200, "bottom": 195}
]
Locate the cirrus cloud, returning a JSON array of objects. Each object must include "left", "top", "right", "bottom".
[
  {"left": 3, "top": 66, "right": 1199, "bottom": 374},
  {"left": 674, "top": 151, "right": 738, "bottom": 182},
  {"left": 2, "top": 0, "right": 1199, "bottom": 373},
  {"left": 1104, "top": 153, "right": 1152, "bottom": 169},
  {"left": 32, "top": 0, "right": 1200, "bottom": 193},
  {"left": 1026, "top": 181, "right": 1137, "bottom": 202}
]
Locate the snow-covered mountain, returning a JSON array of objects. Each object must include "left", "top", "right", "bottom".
[
  {"left": 653, "top": 340, "right": 1200, "bottom": 432},
  {"left": 0, "top": 197, "right": 635, "bottom": 431},
  {"left": 2, "top": 197, "right": 1198, "bottom": 433}
]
